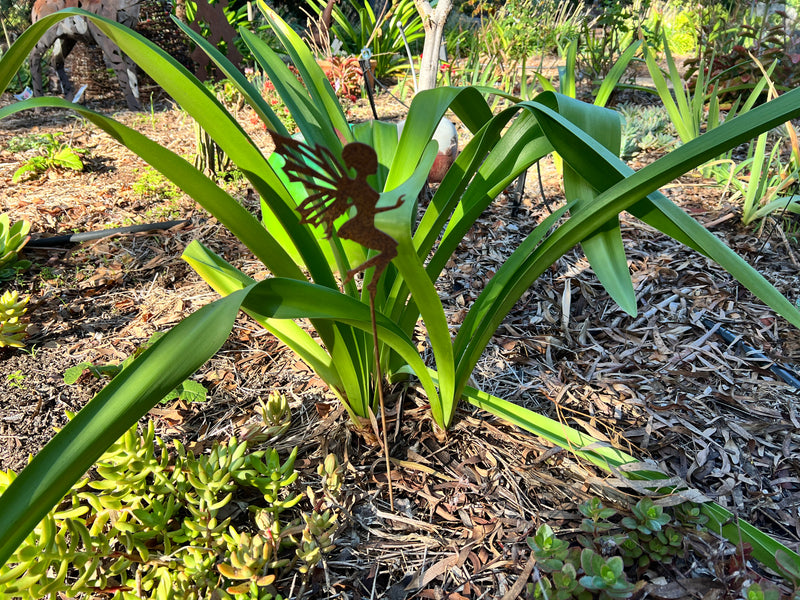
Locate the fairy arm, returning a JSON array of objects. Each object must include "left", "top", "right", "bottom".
[{"left": 374, "top": 195, "right": 405, "bottom": 213}]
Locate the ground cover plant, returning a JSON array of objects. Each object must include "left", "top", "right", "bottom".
[
  {"left": 0, "top": 397, "right": 342, "bottom": 599},
  {"left": 0, "top": 0, "right": 800, "bottom": 592}
]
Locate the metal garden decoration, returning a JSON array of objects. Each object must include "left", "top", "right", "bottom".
[{"left": 270, "top": 131, "right": 404, "bottom": 507}]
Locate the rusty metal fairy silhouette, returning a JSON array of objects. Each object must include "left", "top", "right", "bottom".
[
  {"left": 270, "top": 132, "right": 403, "bottom": 293},
  {"left": 270, "top": 130, "right": 402, "bottom": 508}
]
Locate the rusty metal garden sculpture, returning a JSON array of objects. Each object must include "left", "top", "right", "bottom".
[
  {"left": 271, "top": 131, "right": 403, "bottom": 507},
  {"left": 187, "top": 0, "right": 243, "bottom": 82},
  {"left": 271, "top": 132, "right": 404, "bottom": 292},
  {"left": 29, "top": 0, "right": 147, "bottom": 110}
]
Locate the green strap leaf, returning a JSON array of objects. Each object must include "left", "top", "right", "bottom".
[
  {"left": 171, "top": 17, "right": 289, "bottom": 136},
  {"left": 538, "top": 93, "right": 637, "bottom": 315},
  {"left": 528, "top": 95, "right": 800, "bottom": 329},
  {"left": 386, "top": 87, "right": 492, "bottom": 190},
  {"left": 257, "top": 1, "right": 351, "bottom": 148},
  {"left": 0, "top": 273, "right": 440, "bottom": 565},
  {"left": 0, "top": 97, "right": 301, "bottom": 280}
]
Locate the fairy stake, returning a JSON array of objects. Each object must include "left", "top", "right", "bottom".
[{"left": 270, "top": 131, "right": 402, "bottom": 509}]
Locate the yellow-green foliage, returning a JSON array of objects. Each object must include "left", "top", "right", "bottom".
[
  {"left": 241, "top": 391, "right": 292, "bottom": 442},
  {"left": 0, "top": 401, "right": 341, "bottom": 600},
  {"left": 0, "top": 290, "right": 28, "bottom": 348},
  {"left": 0, "top": 214, "right": 31, "bottom": 281},
  {"left": 11, "top": 133, "right": 85, "bottom": 183}
]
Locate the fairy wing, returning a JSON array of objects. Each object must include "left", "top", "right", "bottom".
[{"left": 270, "top": 131, "right": 352, "bottom": 237}]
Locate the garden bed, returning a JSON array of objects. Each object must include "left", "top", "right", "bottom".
[{"left": 1, "top": 87, "right": 800, "bottom": 597}]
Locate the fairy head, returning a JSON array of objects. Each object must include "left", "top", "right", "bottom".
[{"left": 342, "top": 143, "right": 378, "bottom": 177}]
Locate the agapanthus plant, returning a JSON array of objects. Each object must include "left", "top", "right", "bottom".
[{"left": 0, "top": 1, "right": 799, "bottom": 578}]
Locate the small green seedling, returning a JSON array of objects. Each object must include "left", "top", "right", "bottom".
[
  {"left": 6, "top": 370, "right": 25, "bottom": 388},
  {"left": 525, "top": 498, "right": 752, "bottom": 598},
  {"left": 11, "top": 133, "right": 86, "bottom": 183}
]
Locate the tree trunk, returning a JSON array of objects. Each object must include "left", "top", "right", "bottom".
[{"left": 413, "top": 0, "right": 452, "bottom": 91}]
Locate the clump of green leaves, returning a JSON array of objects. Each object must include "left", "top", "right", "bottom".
[
  {"left": 131, "top": 165, "right": 182, "bottom": 200},
  {"left": 6, "top": 370, "right": 25, "bottom": 388},
  {"left": 526, "top": 497, "right": 723, "bottom": 599},
  {"left": 640, "top": 1, "right": 699, "bottom": 54},
  {"left": 0, "top": 405, "right": 342, "bottom": 599},
  {"left": 63, "top": 332, "right": 208, "bottom": 404},
  {"left": 5, "top": 3, "right": 800, "bottom": 579},
  {"left": 286, "top": 452, "right": 342, "bottom": 575},
  {"left": 619, "top": 497, "right": 682, "bottom": 569},
  {"left": 11, "top": 132, "right": 86, "bottom": 183},
  {"left": 0, "top": 214, "right": 31, "bottom": 281},
  {"left": 579, "top": 550, "right": 637, "bottom": 598},
  {"left": 218, "top": 528, "right": 286, "bottom": 596},
  {"left": 242, "top": 391, "right": 292, "bottom": 442},
  {"left": 316, "top": 453, "right": 343, "bottom": 498},
  {"left": 617, "top": 103, "right": 676, "bottom": 160},
  {"left": 0, "top": 290, "right": 29, "bottom": 348}
]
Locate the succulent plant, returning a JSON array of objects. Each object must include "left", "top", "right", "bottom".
[
  {"left": 617, "top": 103, "right": 676, "bottom": 160},
  {"left": 243, "top": 391, "right": 292, "bottom": 442},
  {"left": 673, "top": 502, "right": 710, "bottom": 529},
  {"left": 0, "top": 214, "right": 31, "bottom": 281},
  {"left": 295, "top": 508, "right": 337, "bottom": 573},
  {"left": 0, "top": 290, "right": 29, "bottom": 348},
  {"left": 524, "top": 497, "right": 709, "bottom": 598},
  {"left": 317, "top": 453, "right": 343, "bottom": 498},
  {"left": 579, "top": 549, "right": 637, "bottom": 599},
  {"left": 218, "top": 528, "right": 288, "bottom": 594},
  {"left": 527, "top": 523, "right": 571, "bottom": 572},
  {"left": 621, "top": 497, "right": 671, "bottom": 535},
  {"left": 0, "top": 414, "right": 323, "bottom": 600}
]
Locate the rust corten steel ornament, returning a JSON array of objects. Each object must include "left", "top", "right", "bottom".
[
  {"left": 270, "top": 130, "right": 401, "bottom": 509},
  {"left": 270, "top": 132, "right": 404, "bottom": 293}
]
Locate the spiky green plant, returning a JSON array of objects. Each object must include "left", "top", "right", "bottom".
[{"left": 2, "top": 0, "right": 800, "bottom": 581}]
